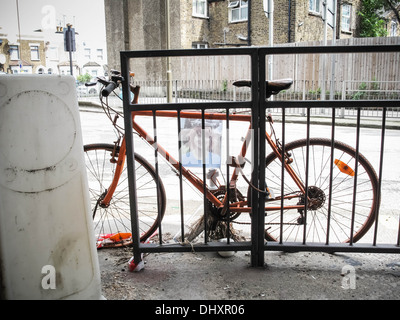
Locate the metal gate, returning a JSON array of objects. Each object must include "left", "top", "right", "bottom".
[{"left": 120, "top": 45, "right": 400, "bottom": 268}]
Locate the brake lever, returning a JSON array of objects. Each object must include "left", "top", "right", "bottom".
[{"left": 96, "top": 77, "right": 109, "bottom": 86}]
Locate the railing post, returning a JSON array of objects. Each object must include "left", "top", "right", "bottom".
[
  {"left": 121, "top": 51, "right": 142, "bottom": 266},
  {"left": 250, "top": 48, "right": 267, "bottom": 267}
]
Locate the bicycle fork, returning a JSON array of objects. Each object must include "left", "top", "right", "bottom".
[{"left": 99, "top": 137, "right": 126, "bottom": 208}]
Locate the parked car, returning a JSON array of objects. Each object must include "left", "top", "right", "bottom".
[{"left": 76, "top": 84, "right": 98, "bottom": 96}]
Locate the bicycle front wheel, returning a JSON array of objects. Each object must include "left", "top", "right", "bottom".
[
  {"left": 84, "top": 144, "right": 166, "bottom": 247},
  {"left": 264, "top": 138, "right": 378, "bottom": 244}
]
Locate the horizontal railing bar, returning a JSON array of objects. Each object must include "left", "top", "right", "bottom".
[
  {"left": 264, "top": 242, "right": 400, "bottom": 254},
  {"left": 138, "top": 242, "right": 400, "bottom": 254},
  {"left": 126, "top": 101, "right": 253, "bottom": 111},
  {"left": 260, "top": 45, "right": 400, "bottom": 55},
  {"left": 267, "top": 100, "right": 400, "bottom": 109},
  {"left": 121, "top": 45, "right": 400, "bottom": 60},
  {"left": 127, "top": 100, "right": 400, "bottom": 112},
  {"left": 139, "top": 241, "right": 253, "bottom": 253},
  {"left": 121, "top": 47, "right": 257, "bottom": 58}
]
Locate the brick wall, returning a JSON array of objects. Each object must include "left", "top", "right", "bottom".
[
  {"left": 104, "top": 0, "right": 363, "bottom": 78},
  {"left": 0, "top": 38, "right": 46, "bottom": 74}
]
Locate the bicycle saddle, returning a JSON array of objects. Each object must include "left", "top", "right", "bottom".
[{"left": 233, "top": 79, "right": 293, "bottom": 98}]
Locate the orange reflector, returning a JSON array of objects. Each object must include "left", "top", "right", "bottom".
[
  {"left": 334, "top": 159, "right": 355, "bottom": 176},
  {"left": 108, "top": 232, "right": 132, "bottom": 242}
]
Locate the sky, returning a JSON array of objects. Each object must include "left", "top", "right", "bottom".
[{"left": 0, "top": 0, "right": 106, "bottom": 43}]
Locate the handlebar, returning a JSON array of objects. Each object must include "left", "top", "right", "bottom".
[
  {"left": 85, "top": 70, "right": 135, "bottom": 97},
  {"left": 102, "top": 81, "right": 118, "bottom": 97}
]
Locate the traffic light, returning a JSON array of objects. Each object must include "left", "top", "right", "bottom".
[{"left": 63, "top": 26, "right": 76, "bottom": 52}]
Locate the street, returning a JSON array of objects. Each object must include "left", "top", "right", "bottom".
[{"left": 80, "top": 107, "right": 400, "bottom": 246}]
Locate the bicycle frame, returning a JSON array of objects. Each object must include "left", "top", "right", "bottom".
[{"left": 100, "top": 94, "right": 308, "bottom": 215}]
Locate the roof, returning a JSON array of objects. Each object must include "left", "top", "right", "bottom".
[
  {"left": 83, "top": 61, "right": 101, "bottom": 67},
  {"left": 8, "top": 59, "right": 31, "bottom": 66},
  {"left": 58, "top": 61, "right": 78, "bottom": 67}
]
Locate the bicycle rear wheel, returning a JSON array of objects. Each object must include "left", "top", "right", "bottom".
[
  {"left": 263, "top": 138, "right": 378, "bottom": 244},
  {"left": 84, "top": 143, "right": 166, "bottom": 247}
]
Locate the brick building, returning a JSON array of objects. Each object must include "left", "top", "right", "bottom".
[
  {"left": 105, "top": 0, "right": 362, "bottom": 71},
  {"left": 105, "top": 0, "right": 361, "bottom": 65},
  {"left": 0, "top": 34, "right": 46, "bottom": 74}
]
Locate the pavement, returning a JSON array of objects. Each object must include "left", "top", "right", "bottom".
[{"left": 97, "top": 246, "right": 400, "bottom": 301}]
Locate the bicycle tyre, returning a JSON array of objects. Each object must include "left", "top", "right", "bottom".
[
  {"left": 83, "top": 143, "right": 166, "bottom": 247},
  {"left": 261, "top": 138, "right": 378, "bottom": 243}
]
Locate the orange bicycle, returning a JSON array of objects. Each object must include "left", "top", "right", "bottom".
[{"left": 83, "top": 71, "right": 379, "bottom": 248}]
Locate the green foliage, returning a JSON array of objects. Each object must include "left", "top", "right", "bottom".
[
  {"left": 222, "top": 79, "right": 228, "bottom": 92},
  {"left": 77, "top": 72, "right": 92, "bottom": 84},
  {"left": 358, "top": 0, "right": 388, "bottom": 37},
  {"left": 352, "top": 79, "right": 381, "bottom": 100}
]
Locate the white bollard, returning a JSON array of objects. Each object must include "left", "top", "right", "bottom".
[{"left": 0, "top": 75, "right": 102, "bottom": 299}]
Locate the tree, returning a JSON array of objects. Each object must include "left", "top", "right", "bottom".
[
  {"left": 358, "top": 0, "right": 400, "bottom": 37},
  {"left": 382, "top": 0, "right": 400, "bottom": 25},
  {"left": 358, "top": 0, "right": 389, "bottom": 37},
  {"left": 77, "top": 72, "right": 92, "bottom": 84}
]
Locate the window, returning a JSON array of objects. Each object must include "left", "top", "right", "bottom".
[
  {"left": 48, "top": 47, "right": 58, "bottom": 60},
  {"left": 390, "top": 19, "right": 398, "bottom": 37},
  {"left": 9, "top": 45, "right": 19, "bottom": 60},
  {"left": 96, "top": 49, "right": 103, "bottom": 60},
  {"left": 309, "top": 0, "right": 320, "bottom": 13},
  {"left": 30, "top": 45, "right": 40, "bottom": 61},
  {"left": 84, "top": 48, "right": 91, "bottom": 60},
  {"left": 192, "top": 42, "right": 208, "bottom": 49},
  {"left": 341, "top": 4, "right": 351, "bottom": 32},
  {"left": 193, "top": 0, "right": 207, "bottom": 18},
  {"left": 229, "top": 0, "right": 248, "bottom": 23}
]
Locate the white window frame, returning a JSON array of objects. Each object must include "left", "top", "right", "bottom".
[
  {"left": 192, "top": 42, "right": 208, "bottom": 49},
  {"left": 309, "top": 0, "right": 321, "bottom": 14},
  {"left": 192, "top": 0, "right": 208, "bottom": 18},
  {"left": 341, "top": 3, "right": 352, "bottom": 32},
  {"left": 96, "top": 49, "right": 103, "bottom": 60},
  {"left": 229, "top": 0, "right": 248, "bottom": 23},
  {"left": 9, "top": 45, "right": 20, "bottom": 60},
  {"left": 84, "top": 48, "right": 91, "bottom": 60},
  {"left": 30, "top": 44, "right": 40, "bottom": 61},
  {"left": 390, "top": 19, "right": 397, "bottom": 36},
  {"left": 48, "top": 46, "right": 58, "bottom": 61}
]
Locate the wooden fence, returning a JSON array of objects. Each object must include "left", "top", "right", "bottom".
[
  {"left": 273, "top": 37, "right": 400, "bottom": 92},
  {"left": 155, "top": 37, "right": 400, "bottom": 93},
  {"left": 130, "top": 37, "right": 399, "bottom": 101}
]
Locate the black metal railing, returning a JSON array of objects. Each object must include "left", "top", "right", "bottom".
[{"left": 120, "top": 45, "right": 400, "bottom": 268}]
